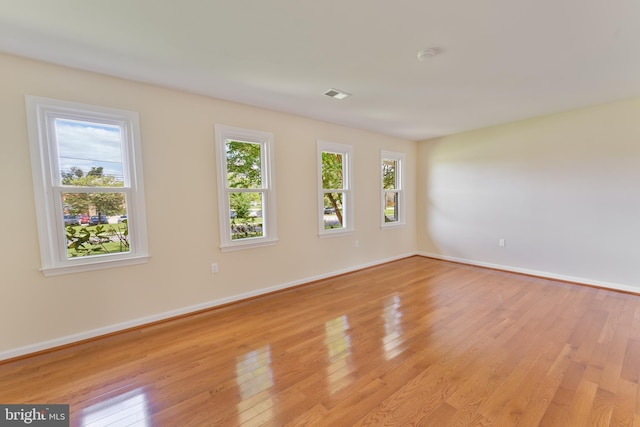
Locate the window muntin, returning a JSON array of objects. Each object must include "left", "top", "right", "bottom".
[
  {"left": 216, "top": 125, "right": 277, "bottom": 251},
  {"left": 318, "top": 141, "right": 353, "bottom": 236},
  {"left": 381, "top": 151, "right": 405, "bottom": 227},
  {"left": 26, "top": 96, "right": 149, "bottom": 276}
]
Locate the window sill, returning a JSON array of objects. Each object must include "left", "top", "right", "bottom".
[
  {"left": 220, "top": 238, "right": 278, "bottom": 252},
  {"left": 41, "top": 255, "right": 150, "bottom": 277},
  {"left": 318, "top": 229, "right": 354, "bottom": 239},
  {"left": 381, "top": 222, "right": 406, "bottom": 229}
]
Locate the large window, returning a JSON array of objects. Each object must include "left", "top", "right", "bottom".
[
  {"left": 26, "top": 96, "right": 149, "bottom": 276},
  {"left": 381, "top": 150, "right": 405, "bottom": 227},
  {"left": 215, "top": 125, "right": 277, "bottom": 251},
  {"left": 318, "top": 140, "right": 353, "bottom": 236}
]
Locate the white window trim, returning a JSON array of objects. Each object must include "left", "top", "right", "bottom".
[
  {"left": 215, "top": 125, "right": 278, "bottom": 252},
  {"left": 25, "top": 95, "right": 149, "bottom": 276},
  {"left": 317, "top": 140, "right": 354, "bottom": 237},
  {"left": 381, "top": 150, "right": 405, "bottom": 228}
]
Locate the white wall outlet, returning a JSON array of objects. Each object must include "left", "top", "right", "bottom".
[
  {"left": 499, "top": 239, "right": 506, "bottom": 247},
  {"left": 354, "top": 240, "right": 359, "bottom": 248},
  {"left": 211, "top": 262, "right": 219, "bottom": 273}
]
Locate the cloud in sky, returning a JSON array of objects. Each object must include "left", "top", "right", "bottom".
[{"left": 55, "top": 118, "right": 124, "bottom": 181}]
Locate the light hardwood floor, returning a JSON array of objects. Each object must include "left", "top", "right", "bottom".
[{"left": 2, "top": 256, "right": 640, "bottom": 426}]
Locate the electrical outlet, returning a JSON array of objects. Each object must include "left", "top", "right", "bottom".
[
  {"left": 499, "top": 239, "right": 506, "bottom": 247},
  {"left": 354, "top": 240, "right": 359, "bottom": 248},
  {"left": 211, "top": 262, "right": 218, "bottom": 273}
]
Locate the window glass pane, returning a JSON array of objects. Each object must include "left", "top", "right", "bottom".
[
  {"left": 382, "top": 159, "right": 397, "bottom": 190},
  {"left": 322, "top": 152, "right": 344, "bottom": 189},
  {"left": 324, "top": 192, "right": 344, "bottom": 229},
  {"left": 384, "top": 192, "right": 399, "bottom": 223},
  {"left": 230, "top": 192, "right": 264, "bottom": 239},
  {"left": 226, "top": 140, "right": 262, "bottom": 189},
  {"left": 56, "top": 118, "right": 124, "bottom": 186},
  {"left": 62, "top": 193, "right": 129, "bottom": 258}
]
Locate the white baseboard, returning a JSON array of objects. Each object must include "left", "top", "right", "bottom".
[
  {"left": 418, "top": 252, "right": 639, "bottom": 295},
  {"left": 0, "top": 252, "right": 415, "bottom": 362}
]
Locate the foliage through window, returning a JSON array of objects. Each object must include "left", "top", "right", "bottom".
[
  {"left": 318, "top": 140, "right": 353, "bottom": 236},
  {"left": 26, "top": 96, "right": 149, "bottom": 275},
  {"left": 215, "top": 125, "right": 277, "bottom": 251},
  {"left": 381, "top": 150, "right": 405, "bottom": 227}
]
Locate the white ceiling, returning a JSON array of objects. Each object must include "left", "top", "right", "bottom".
[{"left": 1, "top": 0, "right": 639, "bottom": 141}]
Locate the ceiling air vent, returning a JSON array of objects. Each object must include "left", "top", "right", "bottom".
[{"left": 324, "top": 88, "right": 352, "bottom": 100}]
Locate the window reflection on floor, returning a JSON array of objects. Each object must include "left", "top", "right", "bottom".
[
  {"left": 235, "top": 346, "right": 274, "bottom": 423},
  {"left": 80, "top": 388, "right": 149, "bottom": 427},
  {"left": 383, "top": 295, "right": 404, "bottom": 360},
  {"left": 235, "top": 346, "right": 274, "bottom": 400},
  {"left": 324, "top": 315, "right": 353, "bottom": 394}
]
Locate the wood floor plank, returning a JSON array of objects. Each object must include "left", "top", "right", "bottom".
[
  {"left": 566, "top": 379, "right": 598, "bottom": 427},
  {"left": 588, "top": 387, "right": 616, "bottom": 426},
  {"left": 620, "top": 338, "right": 640, "bottom": 384},
  {"left": 610, "top": 379, "right": 637, "bottom": 427},
  {"left": 1, "top": 256, "right": 640, "bottom": 426}
]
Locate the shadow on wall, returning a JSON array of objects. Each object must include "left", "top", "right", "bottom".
[{"left": 417, "top": 114, "right": 640, "bottom": 288}]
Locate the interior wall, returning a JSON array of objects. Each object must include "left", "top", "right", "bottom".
[
  {"left": 418, "top": 97, "right": 640, "bottom": 291},
  {"left": 0, "top": 52, "right": 417, "bottom": 357}
]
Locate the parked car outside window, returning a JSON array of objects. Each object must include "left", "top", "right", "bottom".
[
  {"left": 64, "top": 215, "right": 79, "bottom": 226},
  {"left": 89, "top": 215, "right": 107, "bottom": 225}
]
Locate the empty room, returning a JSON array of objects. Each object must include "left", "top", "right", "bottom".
[{"left": 1, "top": 1, "right": 639, "bottom": 426}]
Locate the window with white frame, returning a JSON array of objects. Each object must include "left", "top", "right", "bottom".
[
  {"left": 318, "top": 140, "right": 353, "bottom": 236},
  {"left": 215, "top": 125, "right": 277, "bottom": 251},
  {"left": 26, "top": 96, "right": 149, "bottom": 276},
  {"left": 381, "top": 150, "right": 405, "bottom": 227}
]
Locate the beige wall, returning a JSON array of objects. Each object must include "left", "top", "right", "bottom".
[
  {"left": 418, "top": 97, "right": 640, "bottom": 290},
  {"left": 0, "top": 53, "right": 417, "bottom": 357}
]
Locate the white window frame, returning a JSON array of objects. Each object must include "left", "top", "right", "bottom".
[
  {"left": 317, "top": 140, "right": 354, "bottom": 237},
  {"left": 215, "top": 125, "right": 277, "bottom": 251},
  {"left": 25, "top": 96, "right": 149, "bottom": 276},
  {"left": 381, "top": 150, "right": 405, "bottom": 228}
]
